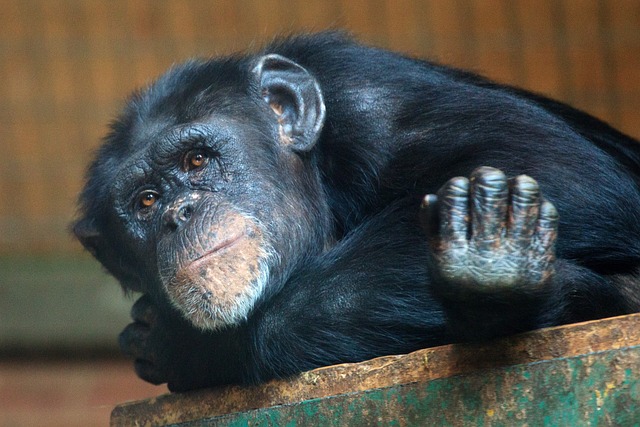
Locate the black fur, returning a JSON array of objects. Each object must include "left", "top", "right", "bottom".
[{"left": 76, "top": 32, "right": 640, "bottom": 391}]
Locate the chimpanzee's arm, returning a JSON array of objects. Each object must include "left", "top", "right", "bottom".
[
  {"left": 248, "top": 188, "right": 629, "bottom": 384},
  {"left": 120, "top": 188, "right": 629, "bottom": 391}
]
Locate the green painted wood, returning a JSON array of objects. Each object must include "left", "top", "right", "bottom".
[{"left": 180, "top": 346, "right": 640, "bottom": 427}]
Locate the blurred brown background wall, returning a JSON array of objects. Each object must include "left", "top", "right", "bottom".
[{"left": 1, "top": 0, "right": 639, "bottom": 256}]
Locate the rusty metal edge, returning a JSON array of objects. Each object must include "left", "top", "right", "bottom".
[
  {"left": 111, "top": 312, "right": 640, "bottom": 426},
  {"left": 201, "top": 345, "right": 640, "bottom": 426}
]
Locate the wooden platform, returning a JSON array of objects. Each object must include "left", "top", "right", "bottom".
[{"left": 111, "top": 313, "right": 640, "bottom": 426}]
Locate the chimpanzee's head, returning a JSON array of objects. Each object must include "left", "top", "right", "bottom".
[{"left": 74, "top": 53, "right": 331, "bottom": 330}]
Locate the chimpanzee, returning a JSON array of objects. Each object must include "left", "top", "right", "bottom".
[{"left": 74, "top": 32, "right": 640, "bottom": 391}]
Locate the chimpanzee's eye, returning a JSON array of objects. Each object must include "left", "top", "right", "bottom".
[
  {"left": 137, "top": 190, "right": 160, "bottom": 210},
  {"left": 183, "top": 150, "right": 209, "bottom": 171}
]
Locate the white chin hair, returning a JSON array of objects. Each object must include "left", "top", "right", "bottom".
[{"left": 174, "top": 255, "right": 273, "bottom": 331}]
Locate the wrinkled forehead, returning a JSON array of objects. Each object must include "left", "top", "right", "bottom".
[
  {"left": 124, "top": 91, "right": 259, "bottom": 156},
  {"left": 124, "top": 112, "right": 183, "bottom": 156}
]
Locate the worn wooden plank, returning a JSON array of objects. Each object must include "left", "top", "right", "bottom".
[{"left": 111, "top": 313, "right": 640, "bottom": 426}]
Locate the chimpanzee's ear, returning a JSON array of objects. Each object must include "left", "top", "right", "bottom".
[
  {"left": 73, "top": 217, "right": 102, "bottom": 257},
  {"left": 253, "top": 54, "right": 326, "bottom": 152}
]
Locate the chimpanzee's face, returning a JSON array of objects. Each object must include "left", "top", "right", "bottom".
[
  {"left": 110, "top": 116, "right": 284, "bottom": 330},
  {"left": 75, "top": 54, "right": 330, "bottom": 330}
]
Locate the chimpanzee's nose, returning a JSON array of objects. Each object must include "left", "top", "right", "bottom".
[{"left": 163, "top": 200, "right": 194, "bottom": 231}]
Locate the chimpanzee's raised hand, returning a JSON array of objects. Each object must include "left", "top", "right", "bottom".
[{"left": 421, "top": 167, "right": 559, "bottom": 338}]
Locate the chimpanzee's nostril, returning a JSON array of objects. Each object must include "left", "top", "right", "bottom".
[
  {"left": 163, "top": 202, "right": 194, "bottom": 232},
  {"left": 178, "top": 205, "right": 192, "bottom": 222}
]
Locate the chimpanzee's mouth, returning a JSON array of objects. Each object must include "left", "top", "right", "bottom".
[{"left": 188, "top": 233, "right": 245, "bottom": 268}]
